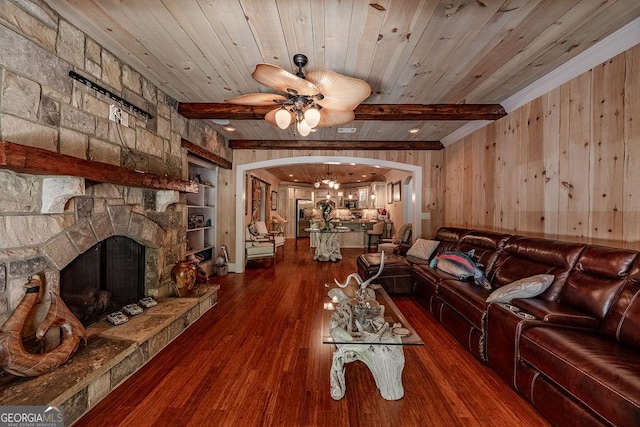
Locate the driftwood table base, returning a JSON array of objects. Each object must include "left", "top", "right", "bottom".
[
  {"left": 330, "top": 340, "right": 405, "bottom": 400},
  {"left": 313, "top": 232, "right": 342, "bottom": 262}
]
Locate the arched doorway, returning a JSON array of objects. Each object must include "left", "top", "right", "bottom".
[{"left": 234, "top": 156, "right": 422, "bottom": 272}]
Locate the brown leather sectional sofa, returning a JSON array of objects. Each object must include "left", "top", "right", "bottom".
[{"left": 356, "top": 227, "right": 640, "bottom": 427}]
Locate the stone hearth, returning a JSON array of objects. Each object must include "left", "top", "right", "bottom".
[{"left": 0, "top": 284, "right": 219, "bottom": 425}]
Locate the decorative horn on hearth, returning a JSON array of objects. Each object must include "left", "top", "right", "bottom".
[{"left": 0, "top": 274, "right": 86, "bottom": 377}]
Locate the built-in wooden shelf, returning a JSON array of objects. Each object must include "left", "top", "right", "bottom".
[{"left": 0, "top": 140, "right": 198, "bottom": 193}]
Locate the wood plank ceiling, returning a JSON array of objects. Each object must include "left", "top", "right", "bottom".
[{"left": 44, "top": 1, "right": 640, "bottom": 181}]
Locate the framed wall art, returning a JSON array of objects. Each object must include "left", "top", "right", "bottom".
[
  {"left": 271, "top": 191, "right": 278, "bottom": 210},
  {"left": 392, "top": 181, "right": 401, "bottom": 202}
]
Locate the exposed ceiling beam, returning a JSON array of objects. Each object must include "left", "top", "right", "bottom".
[
  {"left": 181, "top": 139, "right": 232, "bottom": 169},
  {"left": 178, "top": 103, "right": 507, "bottom": 121},
  {"left": 228, "top": 140, "right": 443, "bottom": 150}
]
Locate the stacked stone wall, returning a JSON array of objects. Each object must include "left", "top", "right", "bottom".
[{"left": 0, "top": 1, "right": 230, "bottom": 323}]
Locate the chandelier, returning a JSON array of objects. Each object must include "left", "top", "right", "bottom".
[{"left": 314, "top": 165, "right": 340, "bottom": 189}]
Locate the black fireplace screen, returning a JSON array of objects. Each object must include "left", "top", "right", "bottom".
[{"left": 60, "top": 236, "right": 145, "bottom": 326}]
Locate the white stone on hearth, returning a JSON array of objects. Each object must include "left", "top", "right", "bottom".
[
  {"left": 155, "top": 190, "right": 179, "bottom": 212},
  {"left": 41, "top": 177, "right": 85, "bottom": 214}
]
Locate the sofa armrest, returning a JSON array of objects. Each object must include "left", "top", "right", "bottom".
[
  {"left": 511, "top": 299, "right": 599, "bottom": 329},
  {"left": 396, "top": 243, "right": 412, "bottom": 256}
]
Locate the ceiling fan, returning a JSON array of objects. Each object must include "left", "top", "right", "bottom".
[{"left": 225, "top": 54, "right": 371, "bottom": 136}]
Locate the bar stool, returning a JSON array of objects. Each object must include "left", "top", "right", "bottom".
[{"left": 367, "top": 222, "right": 385, "bottom": 251}]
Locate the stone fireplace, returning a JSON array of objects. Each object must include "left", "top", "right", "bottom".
[
  {"left": 61, "top": 236, "right": 146, "bottom": 326},
  {"left": 0, "top": 172, "right": 219, "bottom": 423}
]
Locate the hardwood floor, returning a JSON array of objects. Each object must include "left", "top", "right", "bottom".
[{"left": 75, "top": 239, "right": 549, "bottom": 426}]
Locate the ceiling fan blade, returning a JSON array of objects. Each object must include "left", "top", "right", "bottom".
[
  {"left": 316, "top": 109, "right": 355, "bottom": 128},
  {"left": 253, "top": 64, "right": 319, "bottom": 95},
  {"left": 306, "top": 70, "right": 371, "bottom": 111},
  {"left": 224, "top": 93, "right": 287, "bottom": 106}
]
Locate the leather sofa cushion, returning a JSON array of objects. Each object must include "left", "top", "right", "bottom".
[
  {"left": 433, "top": 227, "right": 469, "bottom": 253},
  {"left": 455, "top": 230, "right": 511, "bottom": 275},
  {"left": 438, "top": 280, "right": 491, "bottom": 329},
  {"left": 511, "top": 299, "right": 599, "bottom": 328},
  {"left": 412, "top": 264, "right": 458, "bottom": 288},
  {"left": 599, "top": 271, "right": 640, "bottom": 351},
  {"left": 559, "top": 245, "right": 638, "bottom": 321},
  {"left": 520, "top": 327, "right": 640, "bottom": 426},
  {"left": 490, "top": 237, "right": 585, "bottom": 301},
  {"left": 357, "top": 253, "right": 409, "bottom": 269}
]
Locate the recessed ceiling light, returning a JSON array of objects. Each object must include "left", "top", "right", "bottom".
[
  {"left": 212, "top": 119, "right": 230, "bottom": 125},
  {"left": 408, "top": 128, "right": 420, "bottom": 134},
  {"left": 288, "top": 174, "right": 294, "bottom": 177},
  {"left": 223, "top": 126, "right": 236, "bottom": 132}
]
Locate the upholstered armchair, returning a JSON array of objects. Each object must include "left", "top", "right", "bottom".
[
  {"left": 377, "top": 223, "right": 412, "bottom": 255},
  {"left": 255, "top": 220, "right": 285, "bottom": 256},
  {"left": 245, "top": 222, "right": 276, "bottom": 266}
]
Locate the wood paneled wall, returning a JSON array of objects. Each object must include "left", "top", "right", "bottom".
[
  {"left": 443, "top": 44, "right": 640, "bottom": 249},
  {"left": 219, "top": 149, "right": 443, "bottom": 263}
]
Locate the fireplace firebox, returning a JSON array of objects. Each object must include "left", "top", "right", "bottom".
[{"left": 61, "top": 236, "right": 145, "bottom": 326}]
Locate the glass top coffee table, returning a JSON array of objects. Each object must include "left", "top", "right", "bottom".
[{"left": 322, "top": 282, "right": 424, "bottom": 400}]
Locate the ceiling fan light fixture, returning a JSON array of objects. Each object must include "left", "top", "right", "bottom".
[
  {"left": 297, "top": 119, "right": 311, "bottom": 136},
  {"left": 275, "top": 108, "right": 292, "bottom": 129},
  {"left": 313, "top": 180, "right": 321, "bottom": 188},
  {"left": 227, "top": 53, "right": 371, "bottom": 137},
  {"left": 304, "top": 106, "right": 321, "bottom": 128}
]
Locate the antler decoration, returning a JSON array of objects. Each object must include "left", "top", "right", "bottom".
[
  {"left": 0, "top": 274, "right": 86, "bottom": 377},
  {"left": 334, "top": 251, "right": 385, "bottom": 289}
]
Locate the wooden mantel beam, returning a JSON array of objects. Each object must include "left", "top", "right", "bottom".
[
  {"left": 178, "top": 103, "right": 507, "bottom": 121},
  {"left": 0, "top": 140, "right": 198, "bottom": 193},
  {"left": 229, "top": 140, "right": 443, "bottom": 150}
]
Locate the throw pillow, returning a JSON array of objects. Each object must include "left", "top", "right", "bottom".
[
  {"left": 429, "top": 250, "right": 491, "bottom": 289},
  {"left": 486, "top": 274, "right": 554, "bottom": 304},
  {"left": 393, "top": 223, "right": 412, "bottom": 244},
  {"left": 406, "top": 239, "right": 440, "bottom": 260},
  {"left": 248, "top": 222, "right": 259, "bottom": 236}
]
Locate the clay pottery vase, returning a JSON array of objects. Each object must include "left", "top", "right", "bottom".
[{"left": 171, "top": 260, "right": 197, "bottom": 297}]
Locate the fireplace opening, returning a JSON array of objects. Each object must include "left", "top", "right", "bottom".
[{"left": 60, "top": 236, "right": 145, "bottom": 326}]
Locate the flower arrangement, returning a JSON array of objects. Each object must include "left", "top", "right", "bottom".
[{"left": 319, "top": 200, "right": 333, "bottom": 230}]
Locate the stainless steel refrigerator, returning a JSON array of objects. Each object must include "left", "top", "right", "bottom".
[{"left": 296, "top": 199, "right": 314, "bottom": 237}]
